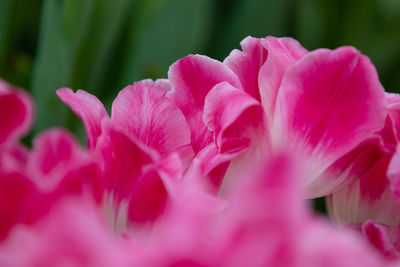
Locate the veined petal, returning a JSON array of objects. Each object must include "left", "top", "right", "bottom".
[
  {"left": 56, "top": 88, "right": 108, "bottom": 150},
  {"left": 111, "top": 80, "right": 193, "bottom": 164},
  {"left": 203, "top": 81, "right": 265, "bottom": 154},
  {"left": 0, "top": 79, "right": 33, "bottom": 145},
  {"left": 327, "top": 154, "right": 400, "bottom": 227},
  {"left": 274, "top": 47, "right": 387, "bottom": 197},
  {"left": 223, "top": 36, "right": 267, "bottom": 101},
  {"left": 168, "top": 55, "right": 241, "bottom": 152},
  {"left": 309, "top": 136, "right": 387, "bottom": 198},
  {"left": 258, "top": 37, "right": 308, "bottom": 123}
]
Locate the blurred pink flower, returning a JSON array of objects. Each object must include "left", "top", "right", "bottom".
[{"left": 128, "top": 154, "right": 388, "bottom": 267}]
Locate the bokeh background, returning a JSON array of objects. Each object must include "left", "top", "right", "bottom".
[{"left": 2, "top": 0, "right": 400, "bottom": 142}]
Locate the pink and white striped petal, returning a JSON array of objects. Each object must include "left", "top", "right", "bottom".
[
  {"left": 327, "top": 153, "right": 400, "bottom": 227},
  {"left": 111, "top": 80, "right": 193, "bottom": 164},
  {"left": 223, "top": 36, "right": 267, "bottom": 101},
  {"left": 258, "top": 37, "right": 308, "bottom": 123},
  {"left": 203, "top": 81, "right": 265, "bottom": 154},
  {"left": 168, "top": 55, "right": 241, "bottom": 153},
  {"left": 274, "top": 47, "right": 387, "bottom": 197},
  {"left": 56, "top": 88, "right": 108, "bottom": 150}
]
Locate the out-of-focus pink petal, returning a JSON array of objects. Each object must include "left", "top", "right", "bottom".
[
  {"left": 361, "top": 220, "right": 400, "bottom": 260},
  {"left": 258, "top": 37, "right": 307, "bottom": 123},
  {"left": 203, "top": 81, "right": 265, "bottom": 154},
  {"left": 27, "top": 129, "right": 102, "bottom": 194},
  {"left": 0, "top": 144, "right": 29, "bottom": 174},
  {"left": 327, "top": 154, "right": 400, "bottom": 227},
  {"left": 129, "top": 152, "right": 388, "bottom": 266},
  {"left": 219, "top": 154, "right": 385, "bottom": 266},
  {"left": 0, "top": 79, "right": 33, "bottom": 145},
  {"left": 0, "top": 198, "right": 133, "bottom": 267},
  {"left": 56, "top": 87, "right": 108, "bottom": 150},
  {"left": 274, "top": 47, "right": 387, "bottom": 197},
  {"left": 223, "top": 36, "right": 267, "bottom": 101},
  {"left": 168, "top": 55, "right": 241, "bottom": 153},
  {"left": 111, "top": 80, "right": 193, "bottom": 164},
  {"left": 28, "top": 129, "right": 80, "bottom": 176},
  {"left": 0, "top": 172, "right": 36, "bottom": 240}
]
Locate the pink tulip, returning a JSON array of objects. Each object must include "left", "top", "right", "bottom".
[{"left": 57, "top": 80, "right": 192, "bottom": 227}]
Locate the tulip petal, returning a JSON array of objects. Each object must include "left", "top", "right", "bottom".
[
  {"left": 327, "top": 154, "right": 400, "bottom": 227},
  {"left": 387, "top": 144, "right": 400, "bottom": 201},
  {"left": 184, "top": 143, "right": 241, "bottom": 194},
  {"left": 0, "top": 199, "right": 131, "bottom": 267},
  {"left": 311, "top": 137, "right": 387, "bottom": 198},
  {"left": 203, "top": 81, "right": 265, "bottom": 154},
  {"left": 0, "top": 79, "right": 33, "bottom": 145},
  {"left": 111, "top": 80, "right": 193, "bottom": 164},
  {"left": 258, "top": 37, "right": 307, "bottom": 123},
  {"left": 168, "top": 55, "right": 241, "bottom": 152},
  {"left": 128, "top": 169, "right": 168, "bottom": 224},
  {"left": 223, "top": 36, "right": 267, "bottom": 101},
  {"left": 56, "top": 88, "right": 108, "bottom": 150},
  {"left": 97, "top": 122, "right": 158, "bottom": 201},
  {"left": 127, "top": 153, "right": 182, "bottom": 225},
  {"left": 274, "top": 47, "right": 387, "bottom": 197},
  {"left": 28, "top": 129, "right": 80, "bottom": 176},
  {"left": 0, "top": 172, "right": 36, "bottom": 240},
  {"left": 26, "top": 129, "right": 104, "bottom": 203},
  {"left": 361, "top": 220, "right": 400, "bottom": 259}
]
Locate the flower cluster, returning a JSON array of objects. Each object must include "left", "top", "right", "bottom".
[{"left": 1, "top": 36, "right": 400, "bottom": 266}]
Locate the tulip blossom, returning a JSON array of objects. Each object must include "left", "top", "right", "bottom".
[
  {"left": 57, "top": 80, "right": 193, "bottom": 228},
  {"left": 166, "top": 37, "right": 387, "bottom": 197}
]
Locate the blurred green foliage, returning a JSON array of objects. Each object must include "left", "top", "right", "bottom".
[{"left": 1, "top": 0, "right": 400, "bottom": 142}]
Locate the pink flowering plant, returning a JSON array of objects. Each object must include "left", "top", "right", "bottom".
[{"left": 1, "top": 35, "right": 400, "bottom": 266}]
